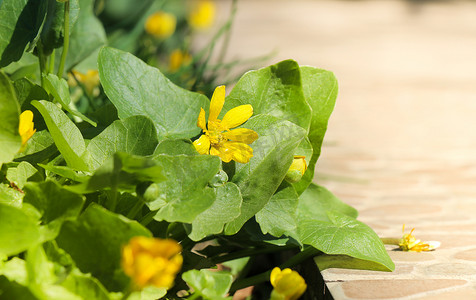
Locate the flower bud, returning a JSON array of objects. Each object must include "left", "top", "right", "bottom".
[{"left": 285, "top": 156, "right": 307, "bottom": 183}]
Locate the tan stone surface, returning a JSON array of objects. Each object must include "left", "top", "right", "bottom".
[
  {"left": 208, "top": 0, "right": 476, "bottom": 298},
  {"left": 341, "top": 279, "right": 467, "bottom": 299}
]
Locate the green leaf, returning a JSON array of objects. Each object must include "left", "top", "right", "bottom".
[
  {"left": 13, "top": 77, "right": 49, "bottom": 107},
  {"left": 86, "top": 116, "right": 158, "bottom": 171},
  {"left": 64, "top": 0, "right": 106, "bottom": 70},
  {"left": 14, "top": 130, "right": 57, "bottom": 164},
  {"left": 0, "top": 276, "right": 37, "bottom": 300},
  {"left": 40, "top": 0, "right": 80, "bottom": 54},
  {"left": 39, "top": 164, "right": 88, "bottom": 183},
  {"left": 0, "top": 0, "right": 46, "bottom": 67},
  {"left": 294, "top": 67, "right": 338, "bottom": 194},
  {"left": 61, "top": 269, "right": 111, "bottom": 300},
  {"left": 188, "top": 182, "right": 242, "bottom": 241},
  {"left": 224, "top": 115, "right": 307, "bottom": 234},
  {"left": 153, "top": 139, "right": 198, "bottom": 156},
  {"left": 0, "top": 71, "right": 21, "bottom": 166},
  {"left": 0, "top": 183, "right": 23, "bottom": 207},
  {"left": 224, "top": 59, "right": 311, "bottom": 131},
  {"left": 32, "top": 100, "right": 89, "bottom": 171},
  {"left": 43, "top": 74, "right": 97, "bottom": 126},
  {"left": 255, "top": 182, "right": 299, "bottom": 239},
  {"left": 6, "top": 161, "right": 42, "bottom": 189},
  {"left": 297, "top": 184, "right": 357, "bottom": 222},
  {"left": 23, "top": 181, "right": 84, "bottom": 239},
  {"left": 126, "top": 286, "right": 167, "bottom": 300},
  {"left": 146, "top": 154, "right": 220, "bottom": 223},
  {"left": 71, "top": 152, "right": 164, "bottom": 193},
  {"left": 56, "top": 203, "right": 151, "bottom": 291},
  {"left": 98, "top": 47, "right": 210, "bottom": 141},
  {"left": 182, "top": 269, "right": 233, "bottom": 300},
  {"left": 0, "top": 257, "right": 27, "bottom": 284},
  {"left": 0, "top": 202, "right": 40, "bottom": 256},
  {"left": 298, "top": 211, "right": 394, "bottom": 271},
  {"left": 314, "top": 254, "right": 391, "bottom": 272}
]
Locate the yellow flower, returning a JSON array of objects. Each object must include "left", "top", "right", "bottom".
[
  {"left": 145, "top": 11, "right": 176, "bottom": 39},
  {"left": 169, "top": 49, "right": 192, "bottom": 72},
  {"left": 19, "top": 110, "right": 36, "bottom": 146},
  {"left": 285, "top": 156, "right": 307, "bottom": 183},
  {"left": 188, "top": 0, "right": 216, "bottom": 30},
  {"left": 192, "top": 85, "right": 258, "bottom": 164},
  {"left": 399, "top": 225, "right": 440, "bottom": 252},
  {"left": 121, "top": 236, "right": 183, "bottom": 290},
  {"left": 71, "top": 70, "right": 100, "bottom": 96},
  {"left": 270, "top": 267, "right": 307, "bottom": 300}
]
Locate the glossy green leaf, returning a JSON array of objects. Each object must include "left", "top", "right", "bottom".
[
  {"left": 40, "top": 0, "right": 80, "bottom": 54},
  {"left": 153, "top": 139, "right": 198, "bottom": 156},
  {"left": 23, "top": 181, "right": 84, "bottom": 239},
  {"left": 6, "top": 161, "right": 42, "bottom": 189},
  {"left": 98, "top": 47, "right": 209, "bottom": 141},
  {"left": 56, "top": 203, "right": 151, "bottom": 291},
  {"left": 61, "top": 270, "right": 111, "bottom": 300},
  {"left": 43, "top": 74, "right": 97, "bottom": 126},
  {"left": 126, "top": 286, "right": 167, "bottom": 300},
  {"left": 0, "top": 71, "right": 21, "bottom": 166},
  {"left": 64, "top": 0, "right": 106, "bottom": 70},
  {"left": 0, "top": 0, "right": 46, "bottom": 67},
  {"left": 298, "top": 211, "right": 394, "bottom": 271},
  {"left": 0, "top": 183, "right": 23, "bottom": 207},
  {"left": 14, "top": 130, "right": 57, "bottom": 164},
  {"left": 71, "top": 152, "right": 164, "bottom": 193},
  {"left": 314, "top": 254, "right": 391, "bottom": 272},
  {"left": 0, "top": 257, "right": 27, "bottom": 284},
  {"left": 188, "top": 182, "right": 242, "bottom": 241},
  {"left": 13, "top": 77, "right": 49, "bottom": 107},
  {"left": 182, "top": 269, "right": 233, "bottom": 300},
  {"left": 146, "top": 154, "right": 220, "bottom": 223},
  {"left": 0, "top": 202, "right": 40, "bottom": 256},
  {"left": 32, "top": 100, "right": 89, "bottom": 171},
  {"left": 297, "top": 184, "right": 358, "bottom": 222},
  {"left": 224, "top": 59, "right": 311, "bottom": 131},
  {"left": 224, "top": 115, "right": 307, "bottom": 234},
  {"left": 255, "top": 182, "right": 299, "bottom": 239},
  {"left": 294, "top": 67, "right": 338, "bottom": 194},
  {"left": 86, "top": 116, "right": 158, "bottom": 171}
]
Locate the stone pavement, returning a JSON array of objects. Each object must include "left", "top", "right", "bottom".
[{"left": 208, "top": 0, "right": 476, "bottom": 298}]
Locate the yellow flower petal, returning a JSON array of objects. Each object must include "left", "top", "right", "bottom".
[
  {"left": 188, "top": 0, "right": 216, "bottom": 30},
  {"left": 270, "top": 267, "right": 307, "bottom": 300},
  {"left": 19, "top": 110, "right": 36, "bottom": 146},
  {"left": 210, "top": 145, "right": 233, "bottom": 163},
  {"left": 222, "top": 128, "right": 258, "bottom": 144},
  {"left": 145, "top": 11, "right": 176, "bottom": 39},
  {"left": 221, "top": 104, "right": 253, "bottom": 130},
  {"left": 197, "top": 108, "right": 207, "bottom": 130},
  {"left": 208, "top": 85, "right": 225, "bottom": 123},
  {"left": 222, "top": 141, "right": 253, "bottom": 164},
  {"left": 193, "top": 134, "right": 210, "bottom": 155}
]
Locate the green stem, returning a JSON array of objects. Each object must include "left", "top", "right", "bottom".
[
  {"left": 37, "top": 43, "right": 46, "bottom": 87},
  {"left": 48, "top": 49, "right": 55, "bottom": 74},
  {"left": 139, "top": 210, "right": 156, "bottom": 226},
  {"left": 126, "top": 199, "right": 145, "bottom": 220},
  {"left": 216, "top": 0, "right": 237, "bottom": 65},
  {"left": 211, "top": 245, "right": 298, "bottom": 265},
  {"left": 229, "top": 247, "right": 321, "bottom": 293},
  {"left": 57, "top": 0, "right": 70, "bottom": 78},
  {"left": 187, "top": 292, "right": 200, "bottom": 300}
]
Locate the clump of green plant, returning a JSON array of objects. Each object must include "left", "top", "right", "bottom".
[{"left": 0, "top": 0, "right": 394, "bottom": 299}]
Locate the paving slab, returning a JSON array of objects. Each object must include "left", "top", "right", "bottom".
[{"left": 207, "top": 0, "right": 476, "bottom": 298}]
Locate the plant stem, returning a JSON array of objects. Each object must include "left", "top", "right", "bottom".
[
  {"left": 126, "top": 199, "right": 145, "bottom": 220},
  {"left": 211, "top": 244, "right": 298, "bottom": 265},
  {"left": 37, "top": 42, "right": 46, "bottom": 87},
  {"left": 229, "top": 247, "right": 321, "bottom": 293},
  {"left": 48, "top": 49, "right": 55, "bottom": 74},
  {"left": 139, "top": 210, "right": 156, "bottom": 226},
  {"left": 57, "top": 0, "right": 70, "bottom": 78}
]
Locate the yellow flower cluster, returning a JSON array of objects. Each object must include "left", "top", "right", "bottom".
[
  {"left": 19, "top": 110, "right": 36, "bottom": 147},
  {"left": 121, "top": 236, "right": 183, "bottom": 290},
  {"left": 399, "top": 225, "right": 440, "bottom": 252},
  {"left": 188, "top": 0, "right": 216, "bottom": 30},
  {"left": 145, "top": 11, "right": 176, "bottom": 39},
  {"left": 270, "top": 267, "right": 307, "bottom": 300},
  {"left": 193, "top": 85, "right": 258, "bottom": 164},
  {"left": 71, "top": 70, "right": 100, "bottom": 96}
]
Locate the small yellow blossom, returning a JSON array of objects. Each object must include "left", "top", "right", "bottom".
[
  {"left": 121, "top": 236, "right": 183, "bottom": 290},
  {"left": 71, "top": 70, "right": 100, "bottom": 96},
  {"left": 169, "top": 49, "right": 192, "bottom": 72},
  {"left": 285, "top": 156, "right": 307, "bottom": 183},
  {"left": 145, "top": 11, "right": 176, "bottom": 39},
  {"left": 19, "top": 110, "right": 36, "bottom": 146},
  {"left": 192, "top": 85, "right": 258, "bottom": 164},
  {"left": 270, "top": 267, "right": 307, "bottom": 300},
  {"left": 399, "top": 225, "right": 440, "bottom": 252},
  {"left": 188, "top": 0, "right": 216, "bottom": 30}
]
